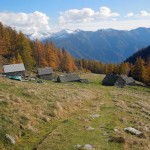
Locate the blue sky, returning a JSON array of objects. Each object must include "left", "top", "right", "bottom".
[
  {"left": 0, "top": 0, "right": 150, "bottom": 34},
  {"left": 1, "top": 0, "right": 150, "bottom": 13}
]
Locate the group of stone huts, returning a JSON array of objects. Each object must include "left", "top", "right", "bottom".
[
  {"left": 1, "top": 63, "right": 89, "bottom": 83},
  {"left": 1, "top": 63, "right": 135, "bottom": 87},
  {"left": 2, "top": 63, "right": 53, "bottom": 81}
]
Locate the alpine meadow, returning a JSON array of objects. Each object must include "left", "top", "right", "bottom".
[{"left": 0, "top": 0, "right": 150, "bottom": 150}]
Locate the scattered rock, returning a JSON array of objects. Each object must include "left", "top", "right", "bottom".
[
  {"left": 114, "top": 128, "right": 120, "bottom": 133},
  {"left": 108, "top": 136, "right": 125, "bottom": 143},
  {"left": 86, "top": 126, "right": 95, "bottom": 131},
  {"left": 124, "top": 127, "right": 143, "bottom": 137},
  {"left": 5, "top": 134, "right": 16, "bottom": 145},
  {"left": 76, "top": 144, "right": 95, "bottom": 150},
  {"left": 29, "top": 77, "right": 36, "bottom": 81},
  {"left": 83, "top": 144, "right": 95, "bottom": 150},
  {"left": 90, "top": 114, "right": 100, "bottom": 118},
  {"left": 76, "top": 144, "right": 82, "bottom": 149}
]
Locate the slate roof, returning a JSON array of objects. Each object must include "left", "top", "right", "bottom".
[
  {"left": 102, "top": 74, "right": 135, "bottom": 87},
  {"left": 119, "top": 75, "right": 135, "bottom": 85},
  {"left": 102, "top": 74, "right": 119, "bottom": 86},
  {"left": 57, "top": 73, "right": 80, "bottom": 82},
  {"left": 3, "top": 63, "right": 25, "bottom": 73},
  {"left": 37, "top": 67, "right": 54, "bottom": 75}
]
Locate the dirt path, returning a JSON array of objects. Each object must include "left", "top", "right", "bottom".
[
  {"left": 36, "top": 87, "right": 150, "bottom": 150},
  {"left": 36, "top": 89, "right": 124, "bottom": 150}
]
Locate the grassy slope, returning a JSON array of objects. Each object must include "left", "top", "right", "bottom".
[{"left": 0, "top": 73, "right": 150, "bottom": 150}]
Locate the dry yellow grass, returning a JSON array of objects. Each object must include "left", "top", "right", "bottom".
[{"left": 0, "top": 73, "right": 150, "bottom": 150}]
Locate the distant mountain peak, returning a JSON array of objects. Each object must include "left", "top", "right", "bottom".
[
  {"left": 26, "top": 27, "right": 150, "bottom": 40},
  {"left": 57, "top": 29, "right": 74, "bottom": 34},
  {"left": 27, "top": 31, "right": 51, "bottom": 40},
  {"left": 58, "top": 29, "right": 83, "bottom": 34},
  {"left": 42, "top": 27, "right": 150, "bottom": 63}
]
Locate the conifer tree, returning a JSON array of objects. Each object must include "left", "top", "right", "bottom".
[
  {"left": 10, "top": 57, "right": 17, "bottom": 64},
  {"left": 62, "top": 48, "right": 77, "bottom": 72},
  {"left": 118, "top": 63, "right": 130, "bottom": 75},
  {"left": 17, "top": 32, "right": 35, "bottom": 70},
  {"left": 44, "top": 42, "right": 58, "bottom": 69},
  {"left": 0, "top": 22, "right": 78, "bottom": 72},
  {"left": 145, "top": 58, "right": 150, "bottom": 85},
  {"left": 107, "top": 63, "right": 114, "bottom": 74},
  {"left": 33, "top": 40, "right": 44, "bottom": 67},
  {"left": 16, "top": 53, "right": 23, "bottom": 63},
  {"left": 57, "top": 49, "right": 63, "bottom": 71},
  {"left": 132, "top": 57, "right": 146, "bottom": 82}
]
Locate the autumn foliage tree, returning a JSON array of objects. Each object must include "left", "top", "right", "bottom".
[
  {"left": 0, "top": 22, "right": 150, "bottom": 85},
  {"left": 131, "top": 57, "right": 146, "bottom": 82},
  {"left": 61, "top": 48, "right": 77, "bottom": 72},
  {"left": 76, "top": 57, "right": 150, "bottom": 86},
  {"left": 144, "top": 58, "right": 150, "bottom": 85},
  {"left": 0, "top": 22, "right": 77, "bottom": 72}
]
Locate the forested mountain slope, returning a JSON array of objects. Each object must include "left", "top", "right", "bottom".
[{"left": 126, "top": 45, "right": 150, "bottom": 64}]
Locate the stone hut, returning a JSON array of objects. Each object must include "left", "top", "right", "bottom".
[
  {"left": 102, "top": 74, "right": 135, "bottom": 87},
  {"left": 37, "top": 67, "right": 54, "bottom": 80},
  {"left": 3, "top": 63, "right": 25, "bottom": 78}
]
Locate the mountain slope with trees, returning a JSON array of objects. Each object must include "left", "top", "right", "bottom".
[
  {"left": 0, "top": 22, "right": 77, "bottom": 72},
  {"left": 0, "top": 22, "right": 150, "bottom": 85},
  {"left": 126, "top": 45, "right": 150, "bottom": 64}
]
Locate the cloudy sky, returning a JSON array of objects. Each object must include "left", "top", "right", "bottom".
[{"left": 0, "top": 0, "right": 150, "bottom": 34}]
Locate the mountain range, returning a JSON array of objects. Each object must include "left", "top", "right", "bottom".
[{"left": 28, "top": 27, "right": 150, "bottom": 63}]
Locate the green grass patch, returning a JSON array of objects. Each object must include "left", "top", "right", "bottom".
[{"left": 0, "top": 73, "right": 149, "bottom": 150}]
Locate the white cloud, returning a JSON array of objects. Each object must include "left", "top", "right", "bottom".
[
  {"left": 1, "top": 8, "right": 150, "bottom": 35},
  {"left": 96, "top": 7, "right": 119, "bottom": 18},
  {"left": 57, "top": 8, "right": 150, "bottom": 32},
  {"left": 125, "top": 12, "right": 134, "bottom": 17},
  {"left": 59, "top": 7, "right": 119, "bottom": 24},
  {"left": 59, "top": 8, "right": 95, "bottom": 24},
  {"left": 0, "top": 11, "right": 51, "bottom": 34},
  {"left": 138, "top": 11, "right": 150, "bottom": 17},
  {"left": 125, "top": 10, "right": 150, "bottom": 18},
  {"left": 57, "top": 19, "right": 150, "bottom": 31}
]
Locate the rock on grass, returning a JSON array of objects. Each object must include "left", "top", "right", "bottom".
[
  {"left": 76, "top": 144, "right": 95, "bottom": 150},
  {"left": 124, "top": 127, "right": 143, "bottom": 137},
  {"left": 108, "top": 136, "right": 125, "bottom": 143},
  {"left": 5, "top": 134, "right": 15, "bottom": 145},
  {"left": 83, "top": 144, "right": 95, "bottom": 150}
]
